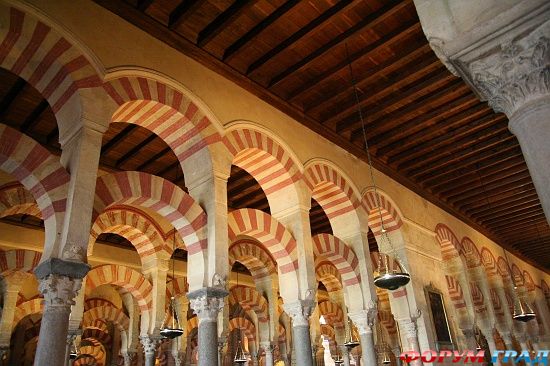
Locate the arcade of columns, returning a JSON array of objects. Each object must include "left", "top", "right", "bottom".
[{"left": 0, "top": 0, "right": 549, "bottom": 365}]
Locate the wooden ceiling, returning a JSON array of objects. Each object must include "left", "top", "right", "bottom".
[{"left": 91, "top": 0, "right": 549, "bottom": 270}]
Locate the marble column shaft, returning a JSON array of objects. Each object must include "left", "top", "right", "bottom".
[
  {"left": 262, "top": 343, "right": 274, "bottom": 366},
  {"left": 140, "top": 336, "right": 158, "bottom": 366},
  {"left": 284, "top": 301, "right": 315, "bottom": 366}
]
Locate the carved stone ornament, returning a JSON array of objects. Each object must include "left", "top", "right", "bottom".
[
  {"left": 123, "top": 351, "right": 136, "bottom": 365},
  {"left": 62, "top": 242, "right": 87, "bottom": 261},
  {"left": 140, "top": 336, "right": 159, "bottom": 355},
  {"left": 283, "top": 300, "right": 315, "bottom": 327},
  {"left": 349, "top": 304, "right": 378, "bottom": 335},
  {"left": 189, "top": 295, "right": 224, "bottom": 322},
  {"left": 39, "top": 274, "right": 82, "bottom": 310},
  {"left": 212, "top": 273, "right": 227, "bottom": 289},
  {"left": 467, "top": 22, "right": 549, "bottom": 117}
]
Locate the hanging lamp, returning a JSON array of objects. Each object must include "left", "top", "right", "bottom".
[
  {"left": 234, "top": 271, "right": 248, "bottom": 364},
  {"left": 376, "top": 316, "right": 392, "bottom": 365},
  {"left": 160, "top": 225, "right": 184, "bottom": 338},
  {"left": 69, "top": 339, "right": 79, "bottom": 360},
  {"left": 333, "top": 351, "right": 344, "bottom": 365},
  {"left": 346, "top": 44, "right": 410, "bottom": 291},
  {"left": 343, "top": 318, "right": 360, "bottom": 350}
]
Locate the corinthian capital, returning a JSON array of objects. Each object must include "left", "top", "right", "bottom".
[
  {"left": 187, "top": 287, "right": 228, "bottom": 322},
  {"left": 284, "top": 299, "right": 315, "bottom": 327},
  {"left": 466, "top": 22, "right": 550, "bottom": 117},
  {"left": 348, "top": 304, "right": 377, "bottom": 335},
  {"left": 39, "top": 274, "right": 82, "bottom": 310}
]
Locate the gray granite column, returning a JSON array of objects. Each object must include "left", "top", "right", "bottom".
[
  {"left": 140, "top": 336, "right": 159, "bottom": 366},
  {"left": 349, "top": 308, "right": 377, "bottom": 366},
  {"left": 33, "top": 259, "right": 89, "bottom": 366},
  {"left": 217, "top": 339, "right": 225, "bottom": 366},
  {"left": 340, "top": 345, "right": 350, "bottom": 366},
  {"left": 188, "top": 287, "right": 228, "bottom": 366},
  {"left": 261, "top": 342, "right": 274, "bottom": 366},
  {"left": 284, "top": 301, "right": 315, "bottom": 366},
  {"left": 65, "top": 330, "right": 80, "bottom": 366}
]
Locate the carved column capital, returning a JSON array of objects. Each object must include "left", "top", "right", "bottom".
[
  {"left": 464, "top": 23, "right": 550, "bottom": 117},
  {"left": 188, "top": 287, "right": 227, "bottom": 322},
  {"left": 261, "top": 341, "right": 275, "bottom": 353},
  {"left": 140, "top": 336, "right": 160, "bottom": 356},
  {"left": 349, "top": 305, "right": 377, "bottom": 335},
  {"left": 39, "top": 274, "right": 82, "bottom": 311},
  {"left": 398, "top": 317, "right": 420, "bottom": 340},
  {"left": 283, "top": 300, "right": 315, "bottom": 327},
  {"left": 122, "top": 351, "right": 136, "bottom": 366}
]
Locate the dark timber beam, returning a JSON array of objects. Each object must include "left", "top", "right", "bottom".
[
  {"left": 136, "top": 0, "right": 154, "bottom": 11},
  {"left": 101, "top": 124, "right": 137, "bottom": 155},
  {"left": 223, "top": 0, "right": 300, "bottom": 62},
  {"left": 169, "top": 0, "right": 206, "bottom": 29},
  {"left": 20, "top": 100, "right": 49, "bottom": 133},
  {"left": 0, "top": 78, "right": 26, "bottom": 119},
  {"left": 246, "top": 0, "right": 355, "bottom": 75},
  {"left": 115, "top": 133, "right": 157, "bottom": 168},
  {"left": 136, "top": 146, "right": 171, "bottom": 171},
  {"left": 197, "top": 1, "right": 257, "bottom": 48}
]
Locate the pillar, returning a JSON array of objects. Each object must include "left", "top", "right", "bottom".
[
  {"left": 393, "top": 346, "right": 403, "bottom": 366},
  {"left": 142, "top": 257, "right": 170, "bottom": 334},
  {"left": 349, "top": 308, "right": 377, "bottom": 366},
  {"left": 140, "top": 336, "right": 159, "bottom": 366},
  {"left": 122, "top": 351, "right": 136, "bottom": 366},
  {"left": 217, "top": 339, "right": 225, "bottom": 366},
  {"left": 0, "top": 273, "right": 25, "bottom": 351},
  {"left": 173, "top": 350, "right": 185, "bottom": 366},
  {"left": 65, "top": 329, "right": 80, "bottom": 366},
  {"left": 462, "top": 329, "right": 478, "bottom": 351},
  {"left": 188, "top": 287, "right": 228, "bottom": 366},
  {"left": 279, "top": 340, "right": 289, "bottom": 366},
  {"left": 284, "top": 301, "right": 315, "bottom": 366},
  {"left": 339, "top": 345, "right": 351, "bottom": 366},
  {"left": 33, "top": 260, "right": 89, "bottom": 366},
  {"left": 398, "top": 317, "right": 423, "bottom": 366},
  {"left": 261, "top": 342, "right": 274, "bottom": 366}
]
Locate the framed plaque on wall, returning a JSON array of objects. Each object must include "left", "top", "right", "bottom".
[{"left": 425, "top": 284, "right": 454, "bottom": 350}]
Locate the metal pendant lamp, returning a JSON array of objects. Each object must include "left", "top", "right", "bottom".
[
  {"left": 69, "top": 339, "right": 79, "bottom": 360},
  {"left": 346, "top": 44, "right": 410, "bottom": 292},
  {"left": 333, "top": 351, "right": 344, "bottom": 365},
  {"left": 234, "top": 271, "right": 248, "bottom": 364},
  {"left": 343, "top": 318, "right": 360, "bottom": 350},
  {"left": 512, "top": 287, "right": 536, "bottom": 322},
  {"left": 160, "top": 229, "right": 184, "bottom": 339}
]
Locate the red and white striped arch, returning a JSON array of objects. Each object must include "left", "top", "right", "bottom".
[
  {"left": 84, "top": 298, "right": 118, "bottom": 312},
  {"left": 378, "top": 309, "right": 397, "bottom": 336},
  {"left": 480, "top": 247, "right": 498, "bottom": 278},
  {"left": 94, "top": 171, "right": 207, "bottom": 286},
  {"left": 303, "top": 160, "right": 361, "bottom": 226},
  {"left": 522, "top": 270, "right": 535, "bottom": 292},
  {"left": 318, "top": 301, "right": 345, "bottom": 328},
  {"left": 82, "top": 327, "right": 112, "bottom": 346},
  {"left": 229, "top": 317, "right": 256, "bottom": 346},
  {"left": 228, "top": 209, "right": 297, "bottom": 275},
  {"left": 490, "top": 289, "right": 504, "bottom": 318},
  {"left": 90, "top": 206, "right": 171, "bottom": 260},
  {"left": 445, "top": 275, "right": 470, "bottom": 325},
  {"left": 105, "top": 74, "right": 222, "bottom": 166},
  {"left": 0, "top": 5, "right": 101, "bottom": 122},
  {"left": 315, "top": 260, "right": 343, "bottom": 293},
  {"left": 82, "top": 305, "right": 130, "bottom": 333},
  {"left": 0, "top": 249, "right": 41, "bottom": 276},
  {"left": 362, "top": 190, "right": 403, "bottom": 236},
  {"left": 229, "top": 239, "right": 277, "bottom": 280},
  {"left": 0, "top": 125, "right": 69, "bottom": 252},
  {"left": 78, "top": 345, "right": 105, "bottom": 365},
  {"left": 224, "top": 126, "right": 302, "bottom": 210},
  {"left": 73, "top": 355, "right": 97, "bottom": 366},
  {"left": 85, "top": 265, "right": 153, "bottom": 312},
  {"left": 86, "top": 320, "right": 109, "bottom": 333},
  {"left": 497, "top": 257, "right": 511, "bottom": 280},
  {"left": 0, "top": 183, "right": 41, "bottom": 219},
  {"left": 166, "top": 276, "right": 188, "bottom": 298},
  {"left": 460, "top": 238, "right": 482, "bottom": 269},
  {"left": 469, "top": 282, "right": 487, "bottom": 314},
  {"left": 434, "top": 224, "right": 461, "bottom": 261},
  {"left": 230, "top": 285, "right": 269, "bottom": 323},
  {"left": 186, "top": 316, "right": 198, "bottom": 336},
  {"left": 511, "top": 264, "right": 525, "bottom": 288},
  {"left": 312, "top": 233, "right": 360, "bottom": 287},
  {"left": 13, "top": 298, "right": 43, "bottom": 327}
]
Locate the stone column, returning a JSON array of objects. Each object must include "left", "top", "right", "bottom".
[
  {"left": 261, "top": 342, "right": 274, "bottom": 366},
  {"left": 65, "top": 329, "right": 80, "bottom": 366},
  {"left": 142, "top": 257, "right": 170, "bottom": 334},
  {"left": 339, "top": 345, "right": 351, "bottom": 366},
  {"left": 122, "top": 351, "right": 136, "bottom": 366},
  {"left": 188, "top": 287, "right": 228, "bottom": 366},
  {"left": 217, "top": 339, "right": 225, "bottom": 366},
  {"left": 173, "top": 350, "right": 185, "bottom": 366},
  {"left": 284, "top": 301, "right": 315, "bottom": 366},
  {"left": 33, "top": 260, "right": 89, "bottom": 366},
  {"left": 279, "top": 341, "right": 289, "bottom": 366},
  {"left": 0, "top": 273, "right": 25, "bottom": 351},
  {"left": 393, "top": 346, "right": 403, "bottom": 366},
  {"left": 462, "top": 328, "right": 479, "bottom": 350},
  {"left": 398, "top": 317, "right": 423, "bottom": 366},
  {"left": 349, "top": 308, "right": 377, "bottom": 366},
  {"left": 140, "top": 336, "right": 159, "bottom": 366}
]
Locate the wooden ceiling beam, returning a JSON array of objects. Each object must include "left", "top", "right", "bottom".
[
  {"left": 453, "top": 175, "right": 533, "bottom": 207},
  {"left": 489, "top": 212, "right": 547, "bottom": 231},
  {"left": 101, "top": 124, "right": 138, "bottom": 155},
  {"left": 459, "top": 184, "right": 538, "bottom": 216},
  {"left": 136, "top": 146, "right": 172, "bottom": 171},
  {"left": 288, "top": 22, "right": 424, "bottom": 102},
  {"left": 387, "top": 113, "right": 505, "bottom": 166},
  {"left": 498, "top": 226, "right": 549, "bottom": 239},
  {"left": 373, "top": 100, "right": 487, "bottom": 156},
  {"left": 349, "top": 77, "right": 468, "bottom": 141},
  {"left": 136, "top": 0, "right": 154, "bottom": 12},
  {"left": 156, "top": 160, "right": 179, "bottom": 177},
  {"left": 445, "top": 170, "right": 531, "bottom": 205},
  {"left": 231, "top": 190, "right": 268, "bottom": 209},
  {"left": 228, "top": 179, "right": 263, "bottom": 198},
  {"left": 223, "top": 0, "right": 300, "bottom": 62},
  {"left": 115, "top": 133, "right": 157, "bottom": 168},
  {"left": 197, "top": 1, "right": 257, "bottom": 48},
  {"left": 333, "top": 61, "right": 446, "bottom": 132},
  {"left": 406, "top": 133, "right": 515, "bottom": 177},
  {"left": 0, "top": 78, "right": 26, "bottom": 119},
  {"left": 168, "top": 0, "right": 206, "bottom": 29},
  {"left": 480, "top": 205, "right": 544, "bottom": 227},
  {"left": 431, "top": 155, "right": 525, "bottom": 194},
  {"left": 420, "top": 145, "right": 522, "bottom": 186},
  {"left": 19, "top": 100, "right": 48, "bottom": 133},
  {"left": 268, "top": 0, "right": 410, "bottom": 88},
  {"left": 246, "top": 0, "right": 356, "bottom": 75}
]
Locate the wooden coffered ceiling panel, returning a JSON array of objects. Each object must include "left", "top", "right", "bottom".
[{"left": 93, "top": 0, "right": 549, "bottom": 270}]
